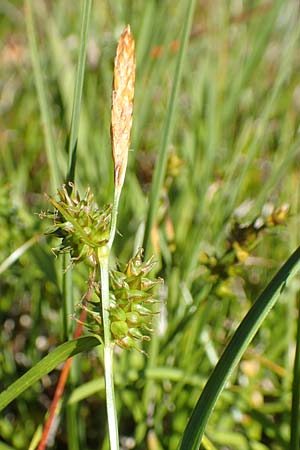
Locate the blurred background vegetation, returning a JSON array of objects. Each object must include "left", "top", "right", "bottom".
[{"left": 1, "top": 1, "right": 300, "bottom": 449}]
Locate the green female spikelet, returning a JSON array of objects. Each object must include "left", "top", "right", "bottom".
[
  {"left": 40, "top": 183, "right": 111, "bottom": 266},
  {"left": 109, "top": 249, "right": 162, "bottom": 352},
  {"left": 75, "top": 249, "right": 162, "bottom": 352}
]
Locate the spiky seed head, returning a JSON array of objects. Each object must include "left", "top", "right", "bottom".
[
  {"left": 41, "top": 183, "right": 112, "bottom": 266},
  {"left": 111, "top": 25, "right": 136, "bottom": 190}
]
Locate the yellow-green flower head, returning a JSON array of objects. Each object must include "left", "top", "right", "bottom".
[{"left": 41, "top": 183, "right": 111, "bottom": 266}]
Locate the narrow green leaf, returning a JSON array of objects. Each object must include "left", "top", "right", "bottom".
[
  {"left": 143, "top": 0, "right": 197, "bottom": 257},
  {"left": 0, "top": 234, "right": 42, "bottom": 275},
  {"left": 141, "top": 1, "right": 197, "bottom": 438},
  {"left": 28, "top": 425, "right": 42, "bottom": 450},
  {"left": 0, "top": 335, "right": 101, "bottom": 412},
  {"left": 66, "top": 0, "right": 92, "bottom": 183},
  {"left": 62, "top": 3, "right": 92, "bottom": 446},
  {"left": 68, "top": 378, "right": 105, "bottom": 405},
  {"left": 25, "top": 0, "right": 61, "bottom": 191},
  {"left": 290, "top": 295, "right": 300, "bottom": 450},
  {"left": 179, "top": 246, "right": 300, "bottom": 450}
]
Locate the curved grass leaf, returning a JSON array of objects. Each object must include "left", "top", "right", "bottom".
[
  {"left": 290, "top": 294, "right": 300, "bottom": 450},
  {"left": 0, "top": 335, "right": 101, "bottom": 412},
  {"left": 179, "top": 246, "right": 300, "bottom": 450}
]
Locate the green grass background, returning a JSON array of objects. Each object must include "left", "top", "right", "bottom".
[{"left": 1, "top": 1, "right": 300, "bottom": 449}]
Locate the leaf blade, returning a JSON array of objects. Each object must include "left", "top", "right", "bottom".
[
  {"left": 179, "top": 246, "right": 300, "bottom": 450},
  {"left": 0, "top": 335, "right": 101, "bottom": 412}
]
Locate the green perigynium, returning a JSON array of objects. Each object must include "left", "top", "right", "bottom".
[
  {"left": 108, "top": 249, "right": 162, "bottom": 351},
  {"left": 41, "top": 185, "right": 161, "bottom": 352},
  {"left": 40, "top": 182, "right": 112, "bottom": 266},
  {"left": 77, "top": 249, "right": 162, "bottom": 352}
]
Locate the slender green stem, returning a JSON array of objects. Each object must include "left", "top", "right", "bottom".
[
  {"left": 142, "top": 0, "right": 197, "bottom": 257},
  {"left": 139, "top": 1, "right": 197, "bottom": 442},
  {"left": 63, "top": 265, "right": 80, "bottom": 449},
  {"left": 97, "top": 184, "right": 124, "bottom": 449},
  {"left": 66, "top": 402, "right": 79, "bottom": 450},
  {"left": 108, "top": 187, "right": 121, "bottom": 250},
  {"left": 99, "top": 249, "right": 119, "bottom": 450},
  {"left": 62, "top": 254, "right": 73, "bottom": 341},
  {"left": 62, "top": 253, "right": 79, "bottom": 448}
]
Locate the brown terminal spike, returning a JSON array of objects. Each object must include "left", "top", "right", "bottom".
[{"left": 111, "top": 25, "right": 136, "bottom": 190}]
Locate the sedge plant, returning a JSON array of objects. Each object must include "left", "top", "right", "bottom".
[{"left": 38, "top": 26, "right": 161, "bottom": 449}]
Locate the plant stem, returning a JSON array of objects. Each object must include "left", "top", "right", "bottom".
[
  {"left": 61, "top": 252, "right": 79, "bottom": 449},
  {"left": 99, "top": 250, "right": 119, "bottom": 450},
  {"left": 108, "top": 187, "right": 121, "bottom": 249},
  {"left": 98, "top": 186, "right": 123, "bottom": 449}
]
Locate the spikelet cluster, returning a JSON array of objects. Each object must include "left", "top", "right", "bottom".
[
  {"left": 198, "top": 202, "right": 290, "bottom": 298},
  {"left": 78, "top": 249, "right": 161, "bottom": 352},
  {"left": 109, "top": 249, "right": 162, "bottom": 351},
  {"left": 40, "top": 183, "right": 111, "bottom": 266}
]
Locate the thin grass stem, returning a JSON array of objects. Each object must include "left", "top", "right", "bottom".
[
  {"left": 108, "top": 187, "right": 121, "bottom": 250},
  {"left": 36, "top": 2, "right": 93, "bottom": 448},
  {"left": 142, "top": 0, "right": 197, "bottom": 257},
  {"left": 97, "top": 181, "right": 126, "bottom": 449},
  {"left": 63, "top": 2, "right": 92, "bottom": 447},
  {"left": 99, "top": 250, "right": 119, "bottom": 450},
  {"left": 66, "top": 0, "right": 92, "bottom": 183},
  {"left": 24, "top": 0, "right": 61, "bottom": 192},
  {"left": 140, "top": 1, "right": 197, "bottom": 441}
]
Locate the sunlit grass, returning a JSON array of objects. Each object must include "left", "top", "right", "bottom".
[{"left": 1, "top": 1, "right": 300, "bottom": 449}]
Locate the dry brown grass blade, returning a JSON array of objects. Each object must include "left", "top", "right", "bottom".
[{"left": 111, "top": 25, "right": 136, "bottom": 190}]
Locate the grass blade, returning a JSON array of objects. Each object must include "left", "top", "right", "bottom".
[
  {"left": 143, "top": 0, "right": 197, "bottom": 256},
  {"left": 0, "top": 234, "right": 42, "bottom": 274},
  {"left": 139, "top": 2, "right": 197, "bottom": 442},
  {"left": 0, "top": 335, "right": 101, "bottom": 412},
  {"left": 66, "top": 0, "right": 92, "bottom": 183},
  {"left": 290, "top": 295, "right": 300, "bottom": 450},
  {"left": 68, "top": 378, "right": 105, "bottom": 405},
  {"left": 179, "top": 246, "right": 300, "bottom": 450},
  {"left": 24, "top": 0, "right": 61, "bottom": 191},
  {"left": 61, "top": 4, "right": 92, "bottom": 445}
]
